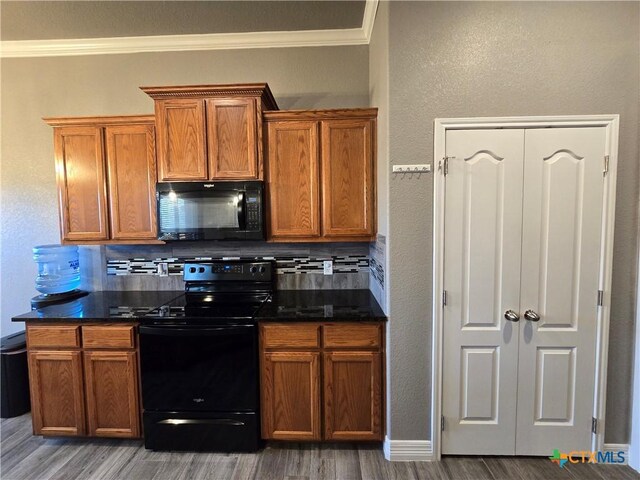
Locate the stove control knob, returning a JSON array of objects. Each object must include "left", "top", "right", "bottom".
[
  {"left": 250, "top": 266, "right": 257, "bottom": 273},
  {"left": 259, "top": 266, "right": 265, "bottom": 273},
  {"left": 198, "top": 267, "right": 205, "bottom": 273},
  {"left": 189, "top": 267, "right": 196, "bottom": 273}
]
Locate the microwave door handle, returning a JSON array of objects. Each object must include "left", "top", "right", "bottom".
[{"left": 237, "top": 192, "right": 245, "bottom": 229}]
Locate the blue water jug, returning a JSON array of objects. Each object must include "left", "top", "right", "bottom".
[{"left": 32, "top": 245, "right": 80, "bottom": 294}]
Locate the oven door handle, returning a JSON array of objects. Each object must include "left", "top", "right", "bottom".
[{"left": 139, "top": 325, "right": 254, "bottom": 336}]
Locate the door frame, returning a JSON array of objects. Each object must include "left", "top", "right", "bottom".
[{"left": 432, "top": 115, "right": 619, "bottom": 459}]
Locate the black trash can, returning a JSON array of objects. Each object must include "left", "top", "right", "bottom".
[{"left": 1, "top": 331, "right": 31, "bottom": 418}]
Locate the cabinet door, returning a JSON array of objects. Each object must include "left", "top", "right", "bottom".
[
  {"left": 320, "top": 120, "right": 375, "bottom": 238},
  {"left": 28, "top": 350, "right": 85, "bottom": 436},
  {"left": 54, "top": 126, "right": 109, "bottom": 241},
  {"left": 323, "top": 351, "right": 382, "bottom": 440},
  {"left": 266, "top": 121, "right": 321, "bottom": 239},
  {"left": 261, "top": 352, "right": 321, "bottom": 440},
  {"left": 83, "top": 351, "right": 140, "bottom": 438},
  {"left": 155, "top": 99, "right": 207, "bottom": 181},
  {"left": 105, "top": 124, "right": 157, "bottom": 239},
  {"left": 207, "top": 98, "right": 257, "bottom": 179}
]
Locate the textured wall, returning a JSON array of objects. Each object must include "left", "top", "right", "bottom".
[
  {"left": 0, "top": 46, "right": 369, "bottom": 336},
  {"left": 1, "top": 1, "right": 365, "bottom": 40},
  {"left": 386, "top": 1, "right": 639, "bottom": 442},
  {"left": 368, "top": 0, "right": 391, "bottom": 435}
]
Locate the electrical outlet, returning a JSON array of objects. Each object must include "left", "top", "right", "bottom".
[
  {"left": 157, "top": 262, "right": 168, "bottom": 277},
  {"left": 323, "top": 260, "right": 333, "bottom": 275}
]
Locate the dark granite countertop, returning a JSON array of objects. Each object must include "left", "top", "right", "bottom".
[
  {"left": 12, "top": 291, "right": 184, "bottom": 323},
  {"left": 12, "top": 289, "right": 387, "bottom": 323},
  {"left": 256, "top": 290, "right": 387, "bottom": 322}
]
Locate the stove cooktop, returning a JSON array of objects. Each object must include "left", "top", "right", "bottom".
[{"left": 141, "top": 292, "right": 271, "bottom": 324}]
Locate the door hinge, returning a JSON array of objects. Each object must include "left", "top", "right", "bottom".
[
  {"left": 603, "top": 155, "right": 610, "bottom": 176},
  {"left": 442, "top": 290, "right": 448, "bottom": 307},
  {"left": 441, "top": 415, "right": 445, "bottom": 431},
  {"left": 597, "top": 290, "right": 604, "bottom": 307},
  {"left": 441, "top": 156, "right": 449, "bottom": 176},
  {"left": 592, "top": 417, "right": 598, "bottom": 434}
]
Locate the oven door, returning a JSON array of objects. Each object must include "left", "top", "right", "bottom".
[{"left": 139, "top": 324, "right": 258, "bottom": 412}]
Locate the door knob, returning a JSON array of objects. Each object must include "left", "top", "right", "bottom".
[
  {"left": 524, "top": 309, "right": 540, "bottom": 322},
  {"left": 504, "top": 310, "right": 520, "bottom": 322}
]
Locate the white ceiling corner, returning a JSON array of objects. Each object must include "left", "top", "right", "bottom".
[{"left": 0, "top": 0, "right": 379, "bottom": 58}]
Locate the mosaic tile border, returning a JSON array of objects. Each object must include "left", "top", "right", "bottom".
[
  {"left": 107, "top": 255, "right": 370, "bottom": 276},
  {"left": 369, "top": 256, "right": 384, "bottom": 289}
]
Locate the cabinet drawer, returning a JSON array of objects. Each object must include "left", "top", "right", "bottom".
[
  {"left": 82, "top": 326, "right": 135, "bottom": 349},
  {"left": 27, "top": 325, "right": 80, "bottom": 349},
  {"left": 261, "top": 324, "right": 320, "bottom": 349},
  {"left": 323, "top": 324, "right": 381, "bottom": 349}
]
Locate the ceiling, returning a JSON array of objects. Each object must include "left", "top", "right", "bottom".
[{"left": 1, "top": 1, "right": 367, "bottom": 41}]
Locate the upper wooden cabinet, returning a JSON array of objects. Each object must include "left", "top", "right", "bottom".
[
  {"left": 266, "top": 121, "right": 321, "bottom": 238},
  {"left": 207, "top": 98, "right": 258, "bottom": 179},
  {"left": 154, "top": 99, "right": 207, "bottom": 181},
  {"left": 45, "top": 116, "right": 158, "bottom": 244},
  {"left": 141, "top": 83, "right": 278, "bottom": 182},
  {"left": 264, "top": 109, "right": 377, "bottom": 242},
  {"left": 321, "top": 120, "right": 374, "bottom": 237},
  {"left": 105, "top": 124, "right": 157, "bottom": 240},
  {"left": 52, "top": 126, "right": 109, "bottom": 241}
]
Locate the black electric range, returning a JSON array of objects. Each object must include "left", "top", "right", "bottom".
[{"left": 139, "top": 260, "right": 273, "bottom": 452}]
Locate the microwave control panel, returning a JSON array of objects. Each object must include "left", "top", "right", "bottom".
[{"left": 245, "top": 194, "right": 261, "bottom": 232}]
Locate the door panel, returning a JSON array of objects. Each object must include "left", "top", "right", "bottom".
[
  {"left": 460, "top": 347, "right": 498, "bottom": 422},
  {"left": 515, "top": 127, "right": 605, "bottom": 455},
  {"left": 320, "top": 119, "right": 374, "bottom": 238},
  {"left": 54, "top": 126, "right": 109, "bottom": 241},
  {"left": 323, "top": 351, "right": 382, "bottom": 440},
  {"left": 442, "top": 129, "right": 525, "bottom": 455},
  {"left": 155, "top": 99, "right": 207, "bottom": 181},
  {"left": 105, "top": 124, "right": 157, "bottom": 239},
  {"left": 28, "top": 351, "right": 85, "bottom": 436},
  {"left": 260, "top": 351, "right": 321, "bottom": 440},
  {"left": 534, "top": 347, "right": 576, "bottom": 423},
  {"left": 266, "top": 121, "right": 321, "bottom": 239},
  {"left": 207, "top": 98, "right": 257, "bottom": 179},
  {"left": 84, "top": 351, "right": 140, "bottom": 438}
]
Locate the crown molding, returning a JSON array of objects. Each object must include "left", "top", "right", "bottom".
[{"left": 1, "top": 0, "right": 379, "bottom": 58}]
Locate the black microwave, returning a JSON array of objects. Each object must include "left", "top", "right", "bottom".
[{"left": 156, "top": 181, "right": 264, "bottom": 241}]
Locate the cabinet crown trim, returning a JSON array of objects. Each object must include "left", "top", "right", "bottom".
[
  {"left": 263, "top": 108, "right": 378, "bottom": 121},
  {"left": 140, "top": 83, "right": 278, "bottom": 110},
  {"left": 44, "top": 115, "right": 155, "bottom": 126}
]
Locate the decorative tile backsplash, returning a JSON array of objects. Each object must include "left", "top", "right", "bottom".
[
  {"left": 107, "top": 255, "right": 370, "bottom": 276},
  {"left": 95, "top": 242, "right": 371, "bottom": 291}
]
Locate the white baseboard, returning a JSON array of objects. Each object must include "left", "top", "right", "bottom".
[
  {"left": 603, "top": 443, "right": 630, "bottom": 465},
  {"left": 382, "top": 440, "right": 629, "bottom": 464},
  {"left": 383, "top": 436, "right": 434, "bottom": 462}
]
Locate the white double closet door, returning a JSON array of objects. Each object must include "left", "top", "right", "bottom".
[{"left": 442, "top": 127, "right": 606, "bottom": 455}]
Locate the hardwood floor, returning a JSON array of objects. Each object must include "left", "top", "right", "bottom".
[{"left": 1, "top": 414, "right": 638, "bottom": 480}]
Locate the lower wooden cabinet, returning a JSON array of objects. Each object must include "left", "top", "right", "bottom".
[
  {"left": 28, "top": 350, "right": 85, "bottom": 436},
  {"left": 26, "top": 324, "right": 141, "bottom": 438},
  {"left": 323, "top": 351, "right": 381, "bottom": 440},
  {"left": 83, "top": 351, "right": 140, "bottom": 437},
  {"left": 260, "top": 322, "right": 384, "bottom": 442},
  {"left": 261, "top": 352, "right": 321, "bottom": 440}
]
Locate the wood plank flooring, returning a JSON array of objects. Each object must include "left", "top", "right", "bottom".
[{"left": 1, "top": 414, "right": 638, "bottom": 480}]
